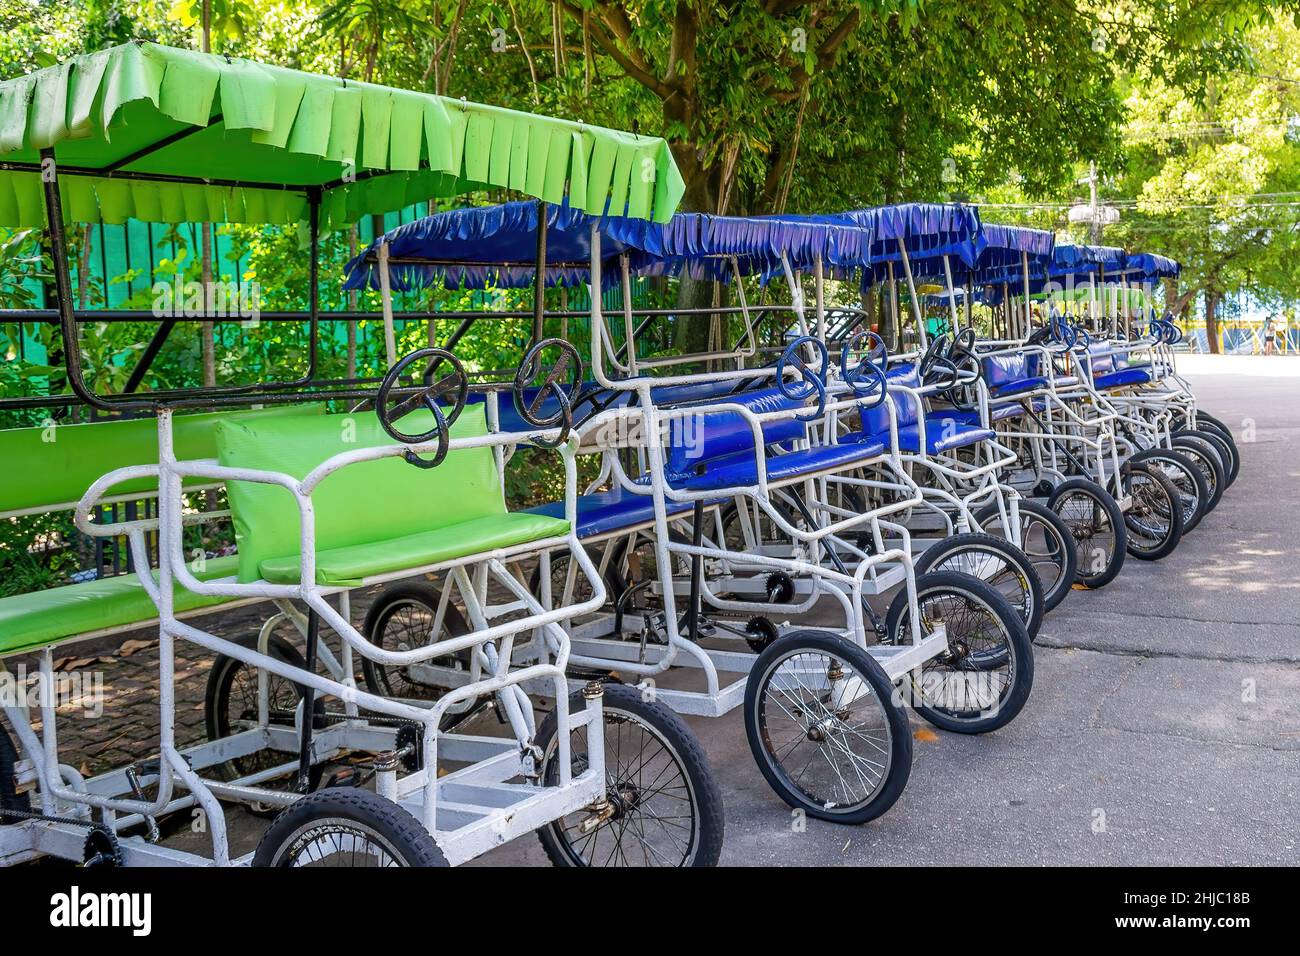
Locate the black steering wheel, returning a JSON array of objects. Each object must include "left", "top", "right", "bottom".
[
  {"left": 840, "top": 330, "right": 888, "bottom": 409},
  {"left": 512, "top": 338, "right": 584, "bottom": 449},
  {"left": 918, "top": 333, "right": 961, "bottom": 389},
  {"left": 376, "top": 348, "right": 469, "bottom": 469},
  {"left": 776, "top": 336, "right": 829, "bottom": 422}
]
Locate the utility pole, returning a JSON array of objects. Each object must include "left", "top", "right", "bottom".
[
  {"left": 1087, "top": 162, "right": 1101, "bottom": 244},
  {"left": 1069, "top": 162, "right": 1118, "bottom": 241}
]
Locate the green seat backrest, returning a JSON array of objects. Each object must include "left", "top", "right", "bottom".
[
  {"left": 0, "top": 404, "right": 324, "bottom": 513},
  {"left": 216, "top": 407, "right": 500, "bottom": 583}
]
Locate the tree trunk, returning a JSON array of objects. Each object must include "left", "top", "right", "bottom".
[
  {"left": 1204, "top": 289, "right": 1221, "bottom": 355},
  {"left": 201, "top": 224, "right": 216, "bottom": 387}
]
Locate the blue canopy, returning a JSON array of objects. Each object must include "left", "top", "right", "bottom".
[
  {"left": 343, "top": 200, "right": 874, "bottom": 292},
  {"left": 858, "top": 222, "right": 1055, "bottom": 291},
  {"left": 838, "top": 203, "right": 986, "bottom": 268},
  {"left": 1049, "top": 244, "right": 1127, "bottom": 277},
  {"left": 778, "top": 203, "right": 986, "bottom": 273},
  {"left": 1123, "top": 252, "right": 1180, "bottom": 280}
]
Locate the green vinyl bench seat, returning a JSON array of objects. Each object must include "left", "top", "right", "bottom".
[
  {"left": 0, "top": 555, "right": 241, "bottom": 658},
  {"left": 217, "top": 405, "right": 570, "bottom": 587},
  {"left": 0, "top": 404, "right": 323, "bottom": 514},
  {"left": 258, "top": 512, "right": 569, "bottom": 587}
]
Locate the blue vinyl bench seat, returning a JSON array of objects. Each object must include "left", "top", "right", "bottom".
[
  {"left": 665, "top": 440, "right": 887, "bottom": 492},
  {"left": 525, "top": 486, "right": 701, "bottom": 539},
  {"left": 842, "top": 420, "right": 993, "bottom": 455},
  {"left": 1093, "top": 367, "right": 1153, "bottom": 389}
]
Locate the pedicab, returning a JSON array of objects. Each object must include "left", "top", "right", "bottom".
[
  {"left": 816, "top": 208, "right": 1070, "bottom": 629},
  {"left": 1005, "top": 247, "right": 1226, "bottom": 544},
  {"left": 347, "top": 200, "right": 1036, "bottom": 826},
  {"left": 0, "top": 42, "right": 723, "bottom": 868},
  {"left": 1068, "top": 252, "right": 1239, "bottom": 514},
  {"left": 709, "top": 207, "right": 1062, "bottom": 635},
  {"left": 930, "top": 241, "right": 1189, "bottom": 583}
]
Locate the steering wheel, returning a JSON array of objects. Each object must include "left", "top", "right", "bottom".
[
  {"left": 376, "top": 348, "right": 469, "bottom": 469},
  {"left": 839, "top": 330, "right": 888, "bottom": 407},
  {"left": 1049, "top": 312, "right": 1079, "bottom": 349},
  {"left": 776, "top": 336, "right": 828, "bottom": 422},
  {"left": 512, "top": 338, "right": 584, "bottom": 449},
  {"left": 918, "top": 332, "right": 951, "bottom": 377}
]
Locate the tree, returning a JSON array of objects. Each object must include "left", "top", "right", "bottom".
[{"left": 1111, "top": 14, "right": 1300, "bottom": 351}]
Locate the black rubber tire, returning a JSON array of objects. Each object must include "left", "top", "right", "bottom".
[
  {"left": 0, "top": 719, "right": 31, "bottom": 822},
  {"left": 535, "top": 683, "right": 724, "bottom": 866},
  {"left": 1187, "top": 427, "right": 1239, "bottom": 488},
  {"left": 1119, "top": 461, "right": 1184, "bottom": 561},
  {"left": 253, "top": 788, "right": 448, "bottom": 867},
  {"left": 743, "top": 630, "right": 912, "bottom": 824},
  {"left": 1174, "top": 427, "right": 1234, "bottom": 494},
  {"left": 360, "top": 581, "right": 480, "bottom": 731},
  {"left": 884, "top": 571, "right": 1034, "bottom": 733},
  {"left": 1129, "top": 448, "right": 1207, "bottom": 534},
  {"left": 973, "top": 500, "right": 1077, "bottom": 613},
  {"left": 526, "top": 547, "right": 626, "bottom": 611},
  {"left": 204, "top": 632, "right": 324, "bottom": 805},
  {"left": 1047, "top": 478, "right": 1127, "bottom": 589},
  {"left": 1170, "top": 434, "right": 1225, "bottom": 514},
  {"left": 914, "top": 532, "right": 1044, "bottom": 642},
  {"left": 1189, "top": 410, "right": 1237, "bottom": 446}
]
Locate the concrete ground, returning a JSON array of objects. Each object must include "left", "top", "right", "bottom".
[{"left": 14, "top": 355, "right": 1299, "bottom": 865}]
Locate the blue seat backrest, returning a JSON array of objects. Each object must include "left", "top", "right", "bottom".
[
  {"left": 982, "top": 353, "right": 1031, "bottom": 389},
  {"left": 859, "top": 365, "right": 920, "bottom": 437},
  {"left": 1088, "top": 343, "right": 1115, "bottom": 375},
  {"left": 650, "top": 378, "right": 744, "bottom": 406},
  {"left": 665, "top": 386, "right": 806, "bottom": 476}
]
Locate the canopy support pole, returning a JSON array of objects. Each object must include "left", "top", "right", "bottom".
[
  {"left": 39, "top": 148, "right": 110, "bottom": 412},
  {"left": 378, "top": 241, "right": 397, "bottom": 367},
  {"left": 1120, "top": 274, "right": 1130, "bottom": 338},
  {"left": 1022, "top": 251, "right": 1032, "bottom": 340},
  {"left": 588, "top": 223, "right": 611, "bottom": 388},
  {"left": 732, "top": 256, "right": 757, "bottom": 366},
  {"left": 888, "top": 262, "right": 900, "bottom": 350},
  {"left": 620, "top": 253, "right": 638, "bottom": 376},
  {"left": 1001, "top": 283, "right": 1010, "bottom": 340},
  {"left": 780, "top": 253, "right": 808, "bottom": 337},
  {"left": 964, "top": 270, "right": 974, "bottom": 330},
  {"left": 533, "top": 200, "right": 548, "bottom": 344},
  {"left": 898, "top": 239, "right": 926, "bottom": 349},
  {"left": 813, "top": 254, "right": 826, "bottom": 340},
  {"left": 941, "top": 254, "right": 960, "bottom": 332},
  {"left": 1090, "top": 272, "right": 1099, "bottom": 335},
  {"left": 306, "top": 186, "right": 320, "bottom": 380}
]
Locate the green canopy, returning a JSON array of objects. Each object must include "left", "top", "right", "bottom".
[{"left": 0, "top": 41, "right": 685, "bottom": 232}]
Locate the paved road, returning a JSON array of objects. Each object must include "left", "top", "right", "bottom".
[
  {"left": 18, "top": 356, "right": 1299, "bottom": 866},
  {"left": 481, "top": 355, "right": 1300, "bottom": 865}
]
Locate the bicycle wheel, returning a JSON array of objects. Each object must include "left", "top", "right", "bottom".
[
  {"left": 743, "top": 630, "right": 912, "bottom": 824},
  {"left": 1047, "top": 478, "right": 1127, "bottom": 589},
  {"left": 974, "top": 499, "right": 1077, "bottom": 612},
  {"left": 884, "top": 571, "right": 1034, "bottom": 733},
  {"left": 535, "top": 684, "right": 724, "bottom": 866}
]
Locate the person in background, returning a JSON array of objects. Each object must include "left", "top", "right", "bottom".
[{"left": 1264, "top": 315, "right": 1279, "bottom": 355}]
